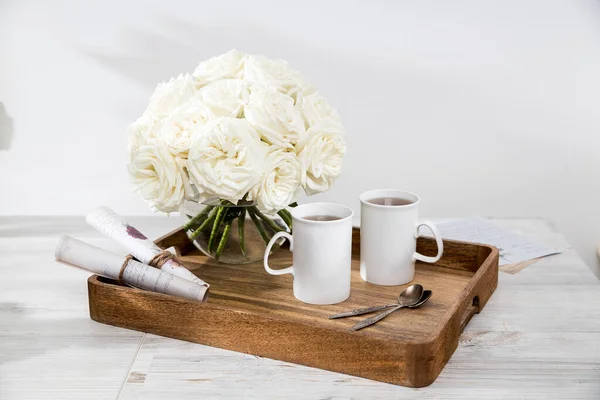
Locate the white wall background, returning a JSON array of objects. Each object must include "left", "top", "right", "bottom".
[{"left": 1, "top": 0, "right": 599, "bottom": 272}]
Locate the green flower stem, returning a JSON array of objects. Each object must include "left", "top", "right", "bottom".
[
  {"left": 189, "top": 207, "right": 217, "bottom": 241},
  {"left": 253, "top": 207, "right": 284, "bottom": 232},
  {"left": 282, "top": 208, "right": 293, "bottom": 221},
  {"left": 282, "top": 209, "right": 293, "bottom": 229},
  {"left": 215, "top": 219, "right": 233, "bottom": 261},
  {"left": 277, "top": 209, "right": 292, "bottom": 230},
  {"left": 183, "top": 205, "right": 214, "bottom": 231},
  {"left": 207, "top": 207, "right": 225, "bottom": 253},
  {"left": 238, "top": 208, "right": 247, "bottom": 258},
  {"left": 248, "top": 208, "right": 270, "bottom": 244}
]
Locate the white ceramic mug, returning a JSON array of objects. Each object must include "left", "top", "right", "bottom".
[
  {"left": 263, "top": 202, "right": 354, "bottom": 305},
  {"left": 360, "top": 190, "right": 443, "bottom": 286}
]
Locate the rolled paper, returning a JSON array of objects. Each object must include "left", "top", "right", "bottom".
[
  {"left": 86, "top": 206, "right": 209, "bottom": 289},
  {"left": 55, "top": 236, "right": 208, "bottom": 302}
]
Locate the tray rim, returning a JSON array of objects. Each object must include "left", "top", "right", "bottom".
[
  {"left": 87, "top": 226, "right": 499, "bottom": 387},
  {"left": 88, "top": 227, "right": 499, "bottom": 346}
]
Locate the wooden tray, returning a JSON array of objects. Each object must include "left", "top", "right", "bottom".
[{"left": 88, "top": 227, "right": 498, "bottom": 388}]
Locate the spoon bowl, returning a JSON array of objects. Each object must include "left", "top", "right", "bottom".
[
  {"left": 408, "top": 290, "right": 432, "bottom": 309},
  {"left": 397, "top": 284, "right": 424, "bottom": 307}
]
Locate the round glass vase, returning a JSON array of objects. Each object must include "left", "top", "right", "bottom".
[{"left": 181, "top": 198, "right": 290, "bottom": 264}]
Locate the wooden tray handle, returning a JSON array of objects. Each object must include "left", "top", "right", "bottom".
[{"left": 459, "top": 295, "right": 480, "bottom": 333}]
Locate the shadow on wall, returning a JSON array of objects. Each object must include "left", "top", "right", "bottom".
[
  {"left": 74, "top": 17, "right": 511, "bottom": 124},
  {"left": 78, "top": 18, "right": 346, "bottom": 92},
  {"left": 0, "top": 102, "right": 14, "bottom": 151},
  {"left": 74, "top": 17, "right": 569, "bottom": 195},
  {"left": 77, "top": 17, "right": 251, "bottom": 90}
]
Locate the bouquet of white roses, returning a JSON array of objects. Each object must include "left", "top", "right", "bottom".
[{"left": 128, "top": 49, "right": 346, "bottom": 261}]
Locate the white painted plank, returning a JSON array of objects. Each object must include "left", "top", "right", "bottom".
[
  {"left": 0, "top": 216, "right": 182, "bottom": 399},
  {"left": 0, "top": 336, "right": 142, "bottom": 400}
]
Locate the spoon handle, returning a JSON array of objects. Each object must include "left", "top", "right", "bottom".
[
  {"left": 351, "top": 305, "right": 404, "bottom": 331},
  {"left": 329, "top": 303, "right": 398, "bottom": 319}
]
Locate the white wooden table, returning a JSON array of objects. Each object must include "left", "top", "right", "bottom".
[{"left": 1, "top": 217, "right": 599, "bottom": 399}]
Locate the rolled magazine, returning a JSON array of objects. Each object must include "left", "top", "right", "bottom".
[
  {"left": 55, "top": 236, "right": 208, "bottom": 302},
  {"left": 86, "top": 206, "right": 209, "bottom": 289}
]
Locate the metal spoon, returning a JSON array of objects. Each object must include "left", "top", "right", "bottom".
[
  {"left": 351, "top": 287, "right": 430, "bottom": 331},
  {"left": 411, "top": 290, "right": 432, "bottom": 308},
  {"left": 329, "top": 284, "right": 424, "bottom": 320}
]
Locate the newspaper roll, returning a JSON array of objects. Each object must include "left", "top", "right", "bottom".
[
  {"left": 56, "top": 236, "right": 208, "bottom": 302},
  {"left": 86, "top": 206, "right": 209, "bottom": 289}
]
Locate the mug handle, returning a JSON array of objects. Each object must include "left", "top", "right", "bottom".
[
  {"left": 264, "top": 231, "right": 295, "bottom": 277},
  {"left": 413, "top": 221, "right": 444, "bottom": 263}
]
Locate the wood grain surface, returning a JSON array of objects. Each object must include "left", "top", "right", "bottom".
[{"left": 88, "top": 227, "right": 498, "bottom": 387}]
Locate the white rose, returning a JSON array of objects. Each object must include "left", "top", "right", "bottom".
[
  {"left": 159, "top": 102, "right": 214, "bottom": 157},
  {"left": 187, "top": 117, "right": 266, "bottom": 203},
  {"left": 128, "top": 142, "right": 186, "bottom": 213},
  {"left": 193, "top": 49, "right": 246, "bottom": 88},
  {"left": 251, "top": 147, "right": 301, "bottom": 214},
  {"left": 127, "top": 111, "right": 159, "bottom": 160},
  {"left": 193, "top": 79, "right": 248, "bottom": 118},
  {"left": 244, "top": 87, "right": 305, "bottom": 149},
  {"left": 298, "top": 91, "right": 343, "bottom": 129},
  {"left": 147, "top": 73, "right": 195, "bottom": 117},
  {"left": 298, "top": 124, "right": 346, "bottom": 195},
  {"left": 244, "top": 54, "right": 316, "bottom": 99}
]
